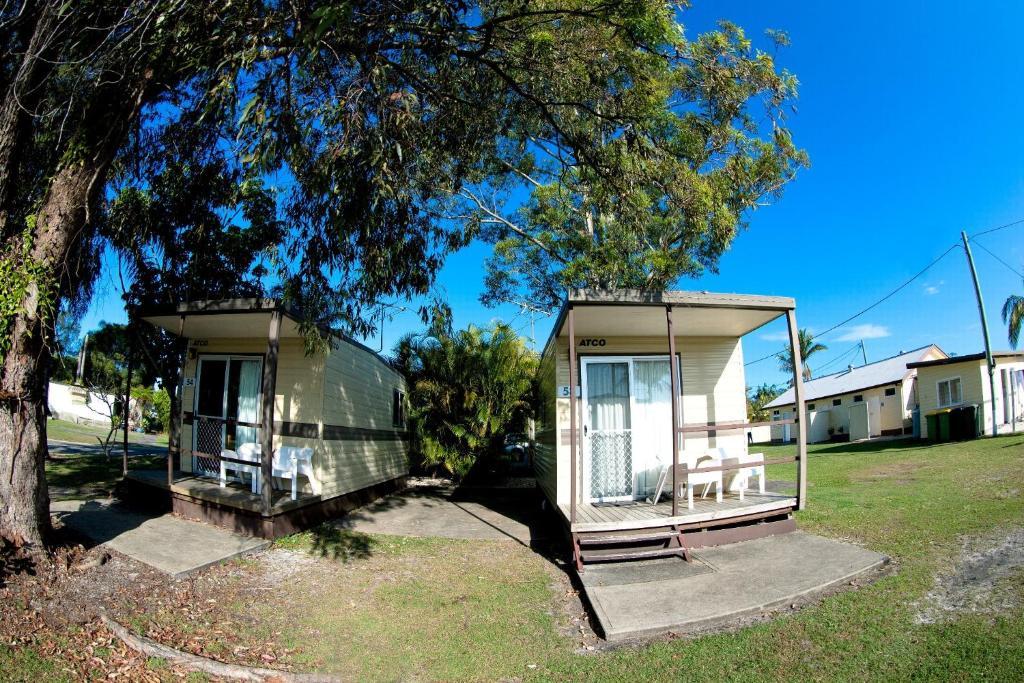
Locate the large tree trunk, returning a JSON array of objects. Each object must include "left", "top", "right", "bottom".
[{"left": 0, "top": 79, "right": 150, "bottom": 546}]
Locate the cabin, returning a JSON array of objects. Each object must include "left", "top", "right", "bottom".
[
  {"left": 122, "top": 299, "right": 409, "bottom": 538},
  {"left": 536, "top": 290, "right": 809, "bottom": 570},
  {"left": 765, "top": 345, "right": 948, "bottom": 442},
  {"left": 907, "top": 351, "right": 1024, "bottom": 439}
]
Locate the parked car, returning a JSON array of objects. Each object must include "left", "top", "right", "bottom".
[{"left": 502, "top": 433, "right": 530, "bottom": 468}]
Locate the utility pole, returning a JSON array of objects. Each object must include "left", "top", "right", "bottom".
[
  {"left": 961, "top": 231, "right": 999, "bottom": 437},
  {"left": 860, "top": 340, "right": 868, "bottom": 366}
]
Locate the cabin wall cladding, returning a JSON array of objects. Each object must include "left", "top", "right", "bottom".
[
  {"left": 317, "top": 338, "right": 409, "bottom": 498},
  {"left": 534, "top": 343, "right": 559, "bottom": 506},
  {"left": 178, "top": 335, "right": 408, "bottom": 497},
  {"left": 543, "top": 334, "right": 748, "bottom": 506}
]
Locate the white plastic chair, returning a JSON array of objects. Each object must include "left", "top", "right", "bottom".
[
  {"left": 682, "top": 450, "right": 723, "bottom": 509},
  {"left": 232, "top": 443, "right": 318, "bottom": 500},
  {"left": 709, "top": 446, "right": 766, "bottom": 501},
  {"left": 273, "top": 446, "right": 316, "bottom": 500},
  {"left": 733, "top": 451, "right": 766, "bottom": 501},
  {"left": 220, "top": 445, "right": 260, "bottom": 493}
]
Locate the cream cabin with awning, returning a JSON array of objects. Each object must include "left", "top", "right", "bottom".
[
  {"left": 535, "top": 290, "right": 809, "bottom": 570},
  {"left": 125, "top": 299, "right": 408, "bottom": 539}
]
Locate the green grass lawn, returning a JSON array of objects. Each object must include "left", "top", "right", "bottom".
[
  {"left": 46, "top": 418, "right": 167, "bottom": 446},
  {"left": 258, "top": 436, "right": 1024, "bottom": 681}
]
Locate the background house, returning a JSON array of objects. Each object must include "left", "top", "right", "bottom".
[
  {"left": 907, "top": 352, "right": 1024, "bottom": 438},
  {"left": 766, "top": 345, "right": 947, "bottom": 442}
]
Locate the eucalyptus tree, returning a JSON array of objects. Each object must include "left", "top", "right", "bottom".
[
  {"left": 471, "top": 22, "right": 808, "bottom": 312},
  {"left": 0, "top": 1, "right": 804, "bottom": 547},
  {"left": 105, "top": 143, "right": 283, "bottom": 461}
]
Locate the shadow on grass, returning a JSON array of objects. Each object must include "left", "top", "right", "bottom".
[
  {"left": 807, "top": 438, "right": 934, "bottom": 457},
  {"left": 306, "top": 524, "right": 377, "bottom": 562}
]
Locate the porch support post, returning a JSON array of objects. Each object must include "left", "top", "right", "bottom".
[
  {"left": 666, "top": 306, "right": 680, "bottom": 517},
  {"left": 123, "top": 351, "right": 133, "bottom": 476},
  {"left": 170, "top": 314, "right": 184, "bottom": 486},
  {"left": 568, "top": 305, "right": 577, "bottom": 525},
  {"left": 785, "top": 308, "right": 808, "bottom": 510},
  {"left": 261, "top": 309, "right": 282, "bottom": 516}
]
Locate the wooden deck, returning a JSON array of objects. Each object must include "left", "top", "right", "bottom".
[
  {"left": 125, "top": 469, "right": 320, "bottom": 514},
  {"left": 559, "top": 491, "right": 795, "bottom": 533}
]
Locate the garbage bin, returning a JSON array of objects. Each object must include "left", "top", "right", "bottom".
[
  {"left": 957, "top": 404, "right": 978, "bottom": 440},
  {"left": 926, "top": 408, "right": 953, "bottom": 442}
]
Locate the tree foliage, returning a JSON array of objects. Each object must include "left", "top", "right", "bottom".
[
  {"left": 747, "top": 382, "right": 782, "bottom": 421},
  {"left": 472, "top": 18, "right": 808, "bottom": 312},
  {"left": 394, "top": 323, "right": 536, "bottom": 479},
  {"left": 1003, "top": 286, "right": 1024, "bottom": 349}
]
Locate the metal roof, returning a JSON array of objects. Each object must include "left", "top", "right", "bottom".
[
  {"left": 766, "top": 344, "right": 945, "bottom": 408},
  {"left": 907, "top": 351, "right": 1024, "bottom": 369}
]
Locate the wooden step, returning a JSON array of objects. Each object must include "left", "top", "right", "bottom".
[
  {"left": 579, "top": 545, "right": 685, "bottom": 563},
  {"left": 577, "top": 528, "right": 680, "bottom": 546}
]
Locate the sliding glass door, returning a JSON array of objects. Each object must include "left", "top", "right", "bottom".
[
  {"left": 193, "top": 356, "right": 262, "bottom": 478},
  {"left": 581, "top": 356, "right": 678, "bottom": 503}
]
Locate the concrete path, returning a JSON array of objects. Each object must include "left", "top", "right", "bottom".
[
  {"left": 580, "top": 531, "right": 888, "bottom": 641},
  {"left": 48, "top": 439, "right": 168, "bottom": 458},
  {"left": 52, "top": 499, "right": 268, "bottom": 577},
  {"left": 339, "top": 484, "right": 548, "bottom": 545}
]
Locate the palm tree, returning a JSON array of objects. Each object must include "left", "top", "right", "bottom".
[
  {"left": 1003, "top": 286, "right": 1024, "bottom": 348},
  {"left": 747, "top": 383, "right": 783, "bottom": 422},
  {"left": 393, "top": 323, "right": 537, "bottom": 479},
  {"left": 777, "top": 329, "right": 828, "bottom": 382}
]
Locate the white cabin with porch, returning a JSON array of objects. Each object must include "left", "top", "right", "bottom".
[{"left": 535, "top": 290, "right": 808, "bottom": 570}]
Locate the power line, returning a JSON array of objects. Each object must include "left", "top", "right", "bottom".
[
  {"left": 969, "top": 216, "right": 1024, "bottom": 239},
  {"left": 813, "top": 341, "right": 864, "bottom": 375},
  {"left": 813, "top": 243, "right": 961, "bottom": 340},
  {"left": 972, "top": 237, "right": 1024, "bottom": 279},
  {"left": 744, "top": 242, "right": 961, "bottom": 367}
]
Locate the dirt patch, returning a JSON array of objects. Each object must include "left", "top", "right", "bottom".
[
  {"left": 257, "top": 548, "right": 320, "bottom": 585},
  {"left": 915, "top": 528, "right": 1024, "bottom": 624},
  {"left": 851, "top": 461, "right": 920, "bottom": 485}
]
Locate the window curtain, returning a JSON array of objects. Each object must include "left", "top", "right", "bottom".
[
  {"left": 235, "top": 359, "right": 261, "bottom": 449},
  {"left": 633, "top": 359, "right": 673, "bottom": 494},
  {"left": 586, "top": 362, "right": 630, "bottom": 430}
]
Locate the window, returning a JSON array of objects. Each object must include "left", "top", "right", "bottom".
[
  {"left": 937, "top": 377, "right": 962, "bottom": 408},
  {"left": 196, "top": 359, "right": 227, "bottom": 417},
  {"left": 885, "top": 387, "right": 896, "bottom": 397},
  {"left": 807, "top": 403, "right": 815, "bottom": 411},
  {"left": 773, "top": 409, "right": 780, "bottom": 416},
  {"left": 832, "top": 398, "right": 842, "bottom": 407},
  {"left": 853, "top": 395, "right": 864, "bottom": 403},
  {"left": 392, "top": 389, "right": 406, "bottom": 428}
]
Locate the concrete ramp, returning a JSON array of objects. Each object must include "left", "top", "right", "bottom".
[
  {"left": 580, "top": 531, "right": 888, "bottom": 641},
  {"left": 52, "top": 499, "right": 269, "bottom": 577}
]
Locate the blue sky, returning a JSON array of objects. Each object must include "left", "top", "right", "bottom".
[{"left": 81, "top": 0, "right": 1024, "bottom": 389}]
